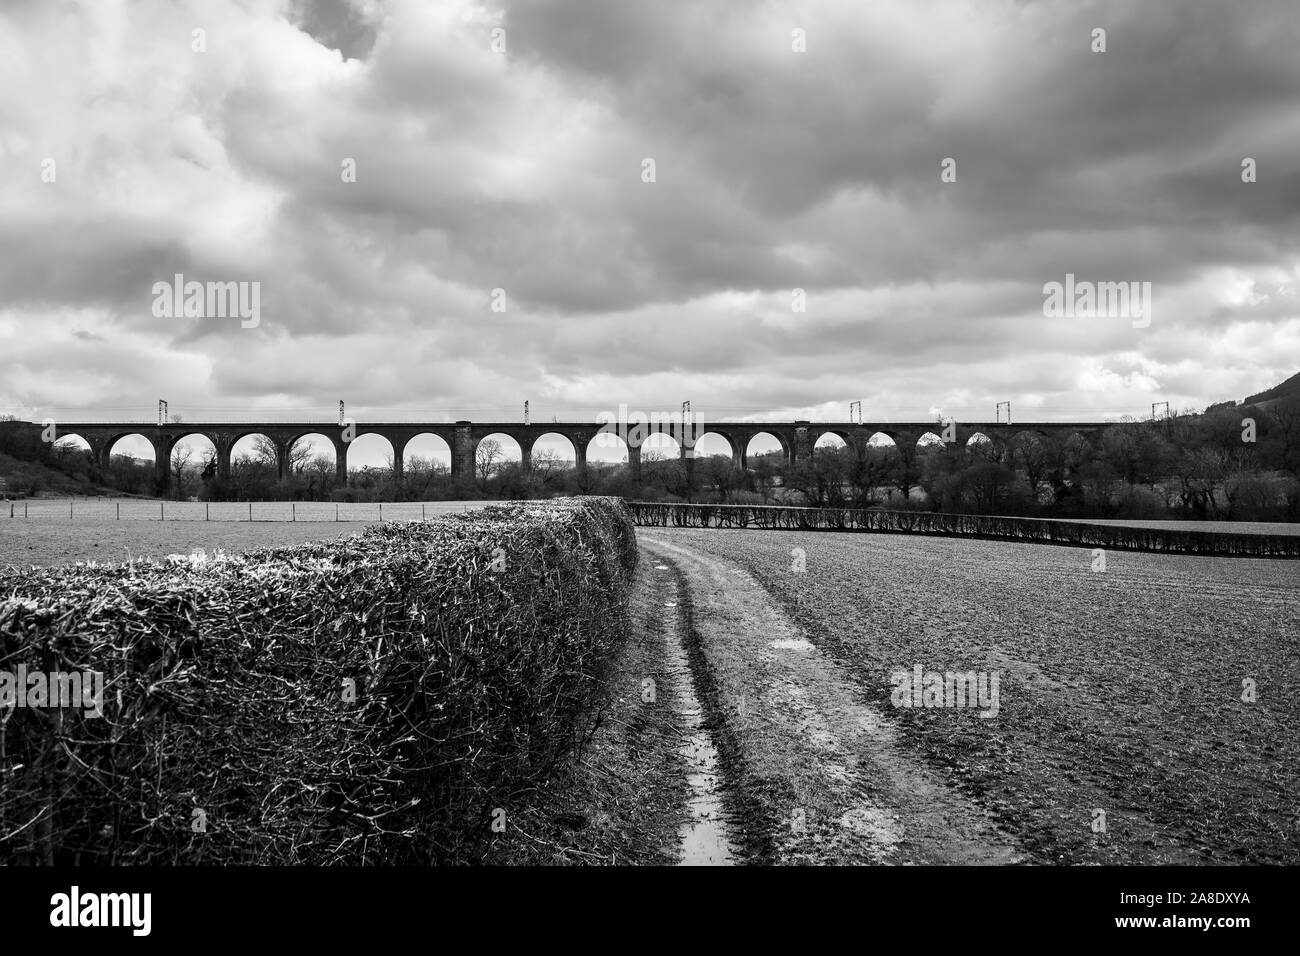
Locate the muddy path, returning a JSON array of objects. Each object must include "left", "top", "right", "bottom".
[
  {"left": 647, "top": 558, "right": 741, "bottom": 865},
  {"left": 642, "top": 535, "right": 1025, "bottom": 866}
]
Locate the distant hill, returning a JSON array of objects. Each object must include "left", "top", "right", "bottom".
[
  {"left": 1243, "top": 371, "right": 1300, "bottom": 408},
  {"left": 0, "top": 451, "right": 122, "bottom": 498}
]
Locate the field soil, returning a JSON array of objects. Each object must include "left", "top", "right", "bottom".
[
  {"left": 641, "top": 528, "right": 1300, "bottom": 864},
  {"left": 643, "top": 535, "right": 1023, "bottom": 865}
]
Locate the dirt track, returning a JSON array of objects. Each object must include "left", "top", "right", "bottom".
[{"left": 643, "top": 535, "right": 1024, "bottom": 865}]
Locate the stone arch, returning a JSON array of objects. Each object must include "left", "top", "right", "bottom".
[
  {"left": 636, "top": 417, "right": 693, "bottom": 456},
  {"left": 347, "top": 432, "right": 396, "bottom": 474},
  {"left": 107, "top": 432, "right": 157, "bottom": 463},
  {"left": 165, "top": 433, "right": 218, "bottom": 497},
  {"left": 474, "top": 433, "right": 522, "bottom": 481},
  {"left": 744, "top": 431, "right": 791, "bottom": 466},
  {"left": 694, "top": 431, "right": 738, "bottom": 460},
  {"left": 1062, "top": 430, "right": 1096, "bottom": 463},
  {"left": 813, "top": 430, "right": 849, "bottom": 454},
  {"left": 104, "top": 434, "right": 157, "bottom": 470},
  {"left": 402, "top": 433, "right": 452, "bottom": 472},
  {"left": 640, "top": 431, "right": 681, "bottom": 461},
  {"left": 230, "top": 432, "right": 277, "bottom": 462},
  {"left": 227, "top": 432, "right": 281, "bottom": 481},
  {"left": 52, "top": 432, "right": 93, "bottom": 458},
  {"left": 531, "top": 432, "right": 577, "bottom": 468},
  {"left": 587, "top": 430, "right": 632, "bottom": 465},
  {"left": 1066, "top": 429, "right": 1096, "bottom": 448},
  {"left": 103, "top": 432, "right": 162, "bottom": 495},
  {"left": 163, "top": 431, "right": 217, "bottom": 461},
  {"left": 50, "top": 433, "right": 100, "bottom": 477},
  {"left": 288, "top": 432, "right": 343, "bottom": 483},
  {"left": 53, "top": 432, "right": 90, "bottom": 449},
  {"left": 965, "top": 430, "right": 1008, "bottom": 463}
]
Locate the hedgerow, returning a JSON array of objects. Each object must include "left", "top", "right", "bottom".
[
  {"left": 627, "top": 501, "right": 1300, "bottom": 557},
  {"left": 0, "top": 497, "right": 636, "bottom": 864}
]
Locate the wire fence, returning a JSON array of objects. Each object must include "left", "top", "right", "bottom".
[{"left": 2, "top": 499, "right": 501, "bottom": 522}]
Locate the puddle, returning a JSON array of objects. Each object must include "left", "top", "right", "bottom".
[
  {"left": 675, "top": 700, "right": 736, "bottom": 865},
  {"left": 659, "top": 573, "right": 740, "bottom": 866},
  {"left": 770, "top": 637, "right": 815, "bottom": 651}
]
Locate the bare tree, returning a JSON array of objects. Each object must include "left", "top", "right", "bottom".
[
  {"left": 250, "top": 435, "right": 312, "bottom": 474},
  {"left": 250, "top": 435, "right": 279, "bottom": 467},
  {"left": 170, "top": 443, "right": 194, "bottom": 499},
  {"left": 1012, "top": 434, "right": 1050, "bottom": 500},
  {"left": 1270, "top": 398, "right": 1300, "bottom": 478},
  {"left": 476, "top": 438, "right": 502, "bottom": 484}
]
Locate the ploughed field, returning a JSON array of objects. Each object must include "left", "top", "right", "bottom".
[
  {"left": 1049, "top": 518, "right": 1300, "bottom": 536},
  {"left": 650, "top": 527, "right": 1300, "bottom": 864}
]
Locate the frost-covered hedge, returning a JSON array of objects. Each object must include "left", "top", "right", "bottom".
[{"left": 0, "top": 497, "right": 636, "bottom": 864}]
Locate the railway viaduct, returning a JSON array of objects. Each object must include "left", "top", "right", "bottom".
[{"left": 4, "top": 417, "right": 1109, "bottom": 496}]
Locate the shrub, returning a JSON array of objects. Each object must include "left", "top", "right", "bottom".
[
  {"left": 626, "top": 501, "right": 1299, "bottom": 557},
  {"left": 0, "top": 497, "right": 636, "bottom": 865},
  {"left": 1113, "top": 484, "right": 1168, "bottom": 519}
]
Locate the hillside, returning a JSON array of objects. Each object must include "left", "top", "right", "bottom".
[
  {"left": 1243, "top": 371, "right": 1300, "bottom": 407},
  {"left": 0, "top": 450, "right": 125, "bottom": 498}
]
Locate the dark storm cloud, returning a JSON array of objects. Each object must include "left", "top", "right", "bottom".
[
  {"left": 0, "top": 0, "right": 1297, "bottom": 427},
  {"left": 289, "top": 0, "right": 380, "bottom": 60}
]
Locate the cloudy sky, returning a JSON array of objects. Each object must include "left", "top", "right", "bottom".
[{"left": 2, "top": 0, "right": 1298, "bottom": 450}]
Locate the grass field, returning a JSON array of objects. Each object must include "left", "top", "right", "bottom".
[
  {"left": 0, "top": 500, "right": 500, "bottom": 567},
  {"left": 1, "top": 498, "right": 497, "bottom": 522},
  {"left": 646, "top": 527, "right": 1300, "bottom": 864}
]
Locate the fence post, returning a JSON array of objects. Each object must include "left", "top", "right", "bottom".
[
  {"left": 422, "top": 503, "right": 426, "bottom": 520},
  {"left": 160, "top": 501, "right": 164, "bottom": 522},
  {"left": 70, "top": 500, "right": 73, "bottom": 519},
  {"left": 249, "top": 501, "right": 253, "bottom": 522},
  {"left": 206, "top": 502, "right": 209, "bottom": 522},
  {"left": 379, "top": 502, "right": 383, "bottom": 522},
  {"left": 117, "top": 502, "right": 120, "bottom": 521},
  {"left": 335, "top": 503, "right": 339, "bottom": 522},
  {"left": 292, "top": 502, "right": 296, "bottom": 522}
]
